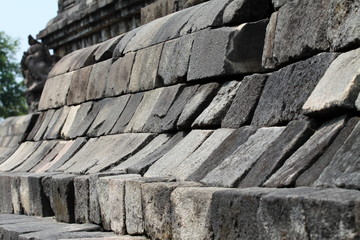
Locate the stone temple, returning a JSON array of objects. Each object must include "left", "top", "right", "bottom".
[{"left": 0, "top": 0, "right": 359, "bottom": 239}]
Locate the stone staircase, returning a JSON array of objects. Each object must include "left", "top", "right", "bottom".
[{"left": 0, "top": 0, "right": 359, "bottom": 239}]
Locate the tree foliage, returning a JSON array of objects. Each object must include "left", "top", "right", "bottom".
[{"left": 0, "top": 31, "right": 28, "bottom": 118}]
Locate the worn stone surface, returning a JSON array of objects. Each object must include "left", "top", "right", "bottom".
[
  {"left": 158, "top": 35, "right": 194, "bottom": 85},
  {"left": 222, "top": 74, "right": 268, "bottom": 128},
  {"left": 60, "top": 105, "right": 82, "bottom": 140},
  {"left": 271, "top": 0, "right": 290, "bottom": 9},
  {"left": 177, "top": 82, "right": 220, "bottom": 129},
  {"left": 128, "top": 43, "right": 164, "bottom": 93},
  {"left": 110, "top": 92, "right": 144, "bottom": 134},
  {"left": 47, "top": 49, "right": 81, "bottom": 78},
  {"left": 303, "top": 48, "right": 360, "bottom": 116},
  {"left": 74, "top": 175, "right": 89, "bottom": 223},
  {"left": 26, "top": 112, "right": 46, "bottom": 141},
  {"left": 202, "top": 127, "right": 285, "bottom": 188},
  {"left": 252, "top": 53, "right": 338, "bottom": 127},
  {"left": 262, "top": 11, "right": 278, "bottom": 69},
  {"left": 67, "top": 65, "right": 93, "bottom": 105},
  {"left": 43, "top": 106, "right": 70, "bottom": 140},
  {"left": 188, "top": 21, "right": 267, "bottom": 81},
  {"left": 70, "top": 44, "right": 99, "bottom": 71},
  {"left": 143, "top": 182, "right": 202, "bottom": 240},
  {"left": 0, "top": 173, "right": 13, "bottom": 213},
  {"left": 86, "top": 59, "right": 112, "bottom": 100},
  {"left": 143, "top": 84, "right": 185, "bottom": 133},
  {"left": 105, "top": 52, "right": 136, "bottom": 97},
  {"left": 113, "top": 27, "right": 143, "bottom": 58},
  {"left": 240, "top": 119, "right": 315, "bottom": 188},
  {"left": 141, "top": 0, "right": 176, "bottom": 25},
  {"left": 33, "top": 109, "right": 56, "bottom": 141},
  {"left": 144, "top": 130, "right": 213, "bottom": 178},
  {"left": 192, "top": 81, "right": 241, "bottom": 128},
  {"left": 264, "top": 116, "right": 347, "bottom": 188},
  {"left": 94, "top": 35, "right": 123, "bottom": 62}
]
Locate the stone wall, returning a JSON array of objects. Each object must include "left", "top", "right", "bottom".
[{"left": 0, "top": 0, "right": 359, "bottom": 239}]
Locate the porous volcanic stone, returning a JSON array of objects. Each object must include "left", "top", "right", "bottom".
[
  {"left": 43, "top": 106, "right": 70, "bottom": 140},
  {"left": 262, "top": 12, "right": 278, "bottom": 69},
  {"left": 60, "top": 105, "right": 82, "bottom": 140},
  {"left": 202, "top": 127, "right": 285, "bottom": 188},
  {"left": 187, "top": 21, "right": 267, "bottom": 81},
  {"left": 144, "top": 130, "right": 213, "bottom": 178},
  {"left": 70, "top": 44, "right": 99, "bottom": 71},
  {"left": 128, "top": 43, "right": 164, "bottom": 93},
  {"left": 94, "top": 35, "right": 123, "bottom": 62},
  {"left": 105, "top": 52, "right": 136, "bottom": 97},
  {"left": 0, "top": 173, "right": 13, "bottom": 213},
  {"left": 67, "top": 65, "right": 93, "bottom": 105},
  {"left": 303, "top": 48, "right": 360, "bottom": 116},
  {"left": 264, "top": 116, "right": 347, "bottom": 188},
  {"left": 74, "top": 175, "right": 90, "bottom": 223},
  {"left": 222, "top": 74, "right": 268, "bottom": 128},
  {"left": 252, "top": 53, "right": 338, "bottom": 127},
  {"left": 86, "top": 59, "right": 112, "bottom": 100},
  {"left": 239, "top": 119, "right": 315, "bottom": 188},
  {"left": 26, "top": 112, "right": 46, "bottom": 141},
  {"left": 271, "top": 0, "right": 290, "bottom": 9},
  {"left": 192, "top": 81, "right": 241, "bottom": 128},
  {"left": 33, "top": 109, "right": 56, "bottom": 141},
  {"left": 113, "top": 27, "right": 142, "bottom": 58}
]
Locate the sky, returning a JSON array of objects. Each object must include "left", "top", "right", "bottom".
[{"left": 0, "top": 0, "right": 58, "bottom": 63}]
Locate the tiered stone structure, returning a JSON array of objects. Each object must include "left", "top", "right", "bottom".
[{"left": 0, "top": 0, "right": 359, "bottom": 239}]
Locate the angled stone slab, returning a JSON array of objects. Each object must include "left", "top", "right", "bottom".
[
  {"left": 222, "top": 74, "right": 268, "bottom": 128},
  {"left": 188, "top": 21, "right": 267, "bottom": 81},
  {"left": 70, "top": 44, "right": 99, "bottom": 71},
  {"left": 43, "top": 106, "right": 70, "bottom": 140},
  {"left": 113, "top": 27, "right": 143, "bottom": 58},
  {"left": 140, "top": 0, "right": 177, "bottom": 25},
  {"left": 86, "top": 59, "right": 112, "bottom": 100},
  {"left": 271, "top": 0, "right": 291, "bottom": 9},
  {"left": 33, "top": 109, "right": 56, "bottom": 141},
  {"left": 143, "top": 84, "right": 185, "bottom": 133},
  {"left": 303, "top": 48, "right": 360, "bottom": 116},
  {"left": 144, "top": 130, "right": 213, "bottom": 178},
  {"left": 177, "top": 82, "right": 220, "bottom": 130},
  {"left": 202, "top": 127, "right": 285, "bottom": 188},
  {"left": 296, "top": 117, "right": 360, "bottom": 187},
  {"left": 105, "top": 52, "right": 135, "bottom": 97},
  {"left": 26, "top": 112, "right": 46, "bottom": 141},
  {"left": 48, "top": 49, "right": 82, "bottom": 78},
  {"left": 38, "top": 72, "right": 73, "bottom": 110},
  {"left": 192, "top": 81, "right": 241, "bottom": 128},
  {"left": 74, "top": 175, "right": 90, "bottom": 223},
  {"left": 110, "top": 92, "right": 144, "bottom": 134},
  {"left": 87, "top": 95, "right": 130, "bottom": 137},
  {"left": 128, "top": 43, "right": 164, "bottom": 93},
  {"left": 60, "top": 105, "right": 82, "bottom": 140},
  {"left": 262, "top": 12, "right": 278, "bottom": 69},
  {"left": 252, "top": 53, "right": 338, "bottom": 127},
  {"left": 239, "top": 119, "right": 315, "bottom": 188},
  {"left": 314, "top": 119, "right": 360, "bottom": 190},
  {"left": 67, "top": 65, "right": 93, "bottom": 105},
  {"left": 94, "top": 35, "right": 123, "bottom": 62},
  {"left": 113, "top": 132, "right": 186, "bottom": 174},
  {"left": 0, "top": 173, "right": 14, "bottom": 213},
  {"left": 264, "top": 116, "right": 347, "bottom": 188},
  {"left": 125, "top": 88, "right": 163, "bottom": 133},
  {"left": 143, "top": 182, "right": 202, "bottom": 240}
]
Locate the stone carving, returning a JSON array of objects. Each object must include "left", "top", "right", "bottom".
[{"left": 21, "top": 35, "right": 59, "bottom": 112}]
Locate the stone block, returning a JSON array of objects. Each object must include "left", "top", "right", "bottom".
[
  {"left": 158, "top": 35, "right": 194, "bottom": 85},
  {"left": 252, "top": 53, "right": 338, "bottom": 127},
  {"left": 60, "top": 105, "right": 82, "bottom": 140},
  {"left": 202, "top": 127, "right": 285, "bottom": 188},
  {"left": 239, "top": 119, "right": 315, "bottom": 188},
  {"left": 187, "top": 21, "right": 267, "bottom": 81},
  {"left": 303, "top": 48, "right": 360, "bottom": 116},
  {"left": 113, "top": 132, "right": 186, "bottom": 174},
  {"left": 67, "top": 65, "right": 93, "bottom": 105},
  {"left": 48, "top": 49, "right": 81, "bottom": 78},
  {"left": 113, "top": 27, "right": 142, "bottom": 58},
  {"left": 262, "top": 11, "right": 278, "bottom": 69},
  {"left": 26, "top": 112, "right": 46, "bottom": 141},
  {"left": 43, "top": 106, "right": 70, "bottom": 140},
  {"left": 86, "top": 59, "right": 112, "bottom": 100},
  {"left": 74, "top": 175, "right": 90, "bottom": 223},
  {"left": 143, "top": 182, "right": 202, "bottom": 240},
  {"left": 0, "top": 173, "right": 13, "bottom": 213},
  {"left": 192, "top": 81, "right": 240, "bottom": 128},
  {"left": 62, "top": 102, "right": 92, "bottom": 139},
  {"left": 264, "top": 116, "right": 347, "bottom": 188},
  {"left": 271, "top": 0, "right": 290, "bottom": 9},
  {"left": 105, "top": 52, "right": 135, "bottom": 97},
  {"left": 94, "top": 35, "right": 123, "bottom": 62},
  {"left": 144, "top": 130, "right": 213, "bottom": 177},
  {"left": 141, "top": 0, "right": 176, "bottom": 25},
  {"left": 177, "top": 82, "right": 220, "bottom": 129},
  {"left": 128, "top": 43, "right": 164, "bottom": 93},
  {"left": 38, "top": 72, "right": 73, "bottom": 110},
  {"left": 87, "top": 95, "right": 130, "bottom": 137},
  {"left": 33, "top": 109, "right": 56, "bottom": 141},
  {"left": 110, "top": 92, "right": 144, "bottom": 134},
  {"left": 222, "top": 74, "right": 268, "bottom": 128},
  {"left": 70, "top": 44, "right": 99, "bottom": 71}
]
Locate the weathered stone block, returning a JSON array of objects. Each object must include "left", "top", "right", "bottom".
[
  {"left": 271, "top": 0, "right": 290, "bottom": 9},
  {"left": 188, "top": 21, "right": 267, "bottom": 81},
  {"left": 74, "top": 175, "right": 89, "bottom": 223},
  {"left": 141, "top": 0, "right": 177, "bottom": 25},
  {"left": 60, "top": 105, "right": 82, "bottom": 139},
  {"left": 262, "top": 11, "right": 278, "bottom": 69},
  {"left": 303, "top": 48, "right": 360, "bottom": 116},
  {"left": 86, "top": 59, "right": 112, "bottom": 100},
  {"left": 33, "top": 109, "right": 56, "bottom": 141},
  {"left": 252, "top": 53, "right": 338, "bottom": 127},
  {"left": 94, "top": 35, "right": 123, "bottom": 62},
  {"left": 67, "top": 66, "right": 93, "bottom": 105},
  {"left": 202, "top": 127, "right": 285, "bottom": 188},
  {"left": 113, "top": 27, "right": 142, "bottom": 58},
  {"left": 70, "top": 44, "right": 99, "bottom": 71},
  {"left": 0, "top": 173, "right": 13, "bottom": 213},
  {"left": 26, "top": 112, "right": 46, "bottom": 141},
  {"left": 48, "top": 49, "right": 81, "bottom": 78},
  {"left": 43, "top": 106, "right": 70, "bottom": 140}
]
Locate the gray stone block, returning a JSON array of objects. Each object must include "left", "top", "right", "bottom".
[
  {"left": 67, "top": 65, "right": 93, "bottom": 105},
  {"left": 271, "top": 0, "right": 290, "bottom": 9},
  {"left": 252, "top": 53, "right": 338, "bottom": 127},
  {"left": 113, "top": 27, "right": 142, "bottom": 58},
  {"left": 0, "top": 173, "right": 13, "bottom": 213},
  {"left": 128, "top": 43, "right": 164, "bottom": 93},
  {"left": 264, "top": 116, "right": 347, "bottom": 188},
  {"left": 144, "top": 129, "right": 213, "bottom": 178},
  {"left": 31, "top": 141, "right": 68, "bottom": 173},
  {"left": 262, "top": 11, "right": 278, "bottom": 69},
  {"left": 26, "top": 112, "right": 46, "bottom": 141},
  {"left": 177, "top": 82, "right": 220, "bottom": 130},
  {"left": 43, "top": 106, "right": 70, "bottom": 140},
  {"left": 86, "top": 59, "right": 112, "bottom": 100},
  {"left": 62, "top": 102, "right": 92, "bottom": 139},
  {"left": 60, "top": 105, "right": 82, "bottom": 139},
  {"left": 222, "top": 74, "right": 268, "bottom": 128},
  {"left": 70, "top": 44, "right": 99, "bottom": 71},
  {"left": 140, "top": 0, "right": 177, "bottom": 25},
  {"left": 239, "top": 119, "right": 315, "bottom": 188},
  {"left": 110, "top": 92, "right": 144, "bottom": 134},
  {"left": 94, "top": 35, "right": 123, "bottom": 62},
  {"left": 48, "top": 49, "right": 81, "bottom": 78},
  {"left": 33, "top": 109, "right": 56, "bottom": 141},
  {"left": 202, "top": 127, "right": 285, "bottom": 188},
  {"left": 187, "top": 21, "right": 267, "bottom": 81},
  {"left": 74, "top": 175, "right": 90, "bottom": 223},
  {"left": 192, "top": 81, "right": 240, "bottom": 128},
  {"left": 303, "top": 48, "right": 360, "bottom": 116},
  {"left": 105, "top": 52, "right": 135, "bottom": 97}
]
